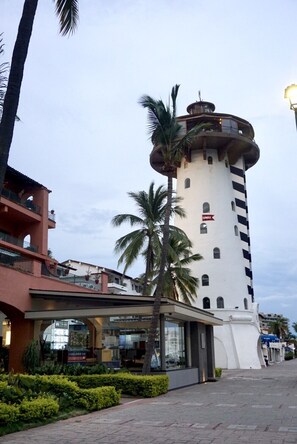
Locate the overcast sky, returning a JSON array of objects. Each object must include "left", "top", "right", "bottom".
[{"left": 2, "top": 1, "right": 297, "bottom": 326}]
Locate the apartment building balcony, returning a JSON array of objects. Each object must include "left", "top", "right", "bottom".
[
  {"left": 0, "top": 231, "right": 38, "bottom": 252},
  {"left": 1, "top": 188, "right": 41, "bottom": 214}
]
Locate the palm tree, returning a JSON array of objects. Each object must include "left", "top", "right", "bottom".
[
  {"left": 112, "top": 182, "right": 186, "bottom": 296},
  {"left": 0, "top": 0, "right": 79, "bottom": 194},
  {"left": 292, "top": 322, "right": 297, "bottom": 335},
  {"left": 139, "top": 85, "right": 207, "bottom": 373},
  {"left": 269, "top": 316, "right": 289, "bottom": 340},
  {"left": 149, "top": 234, "right": 202, "bottom": 305}
]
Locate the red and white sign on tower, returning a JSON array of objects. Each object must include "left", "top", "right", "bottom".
[{"left": 202, "top": 214, "right": 214, "bottom": 221}]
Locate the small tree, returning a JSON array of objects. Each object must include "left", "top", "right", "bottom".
[
  {"left": 22, "top": 339, "right": 40, "bottom": 373},
  {"left": 268, "top": 316, "right": 289, "bottom": 341}
]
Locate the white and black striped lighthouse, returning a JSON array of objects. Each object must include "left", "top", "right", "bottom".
[{"left": 150, "top": 100, "right": 263, "bottom": 369}]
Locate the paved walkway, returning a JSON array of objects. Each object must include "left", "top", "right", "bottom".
[{"left": 1, "top": 359, "right": 297, "bottom": 443}]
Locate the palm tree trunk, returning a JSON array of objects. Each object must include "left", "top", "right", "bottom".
[
  {"left": 142, "top": 238, "right": 153, "bottom": 296},
  {"left": 0, "top": 0, "right": 38, "bottom": 194},
  {"left": 142, "top": 173, "right": 173, "bottom": 374}
]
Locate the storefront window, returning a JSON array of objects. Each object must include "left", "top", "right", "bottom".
[
  {"left": 106, "top": 315, "right": 160, "bottom": 370},
  {"left": 165, "top": 319, "right": 185, "bottom": 369}
]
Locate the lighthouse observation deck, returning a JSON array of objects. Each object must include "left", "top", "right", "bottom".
[{"left": 150, "top": 101, "right": 260, "bottom": 177}]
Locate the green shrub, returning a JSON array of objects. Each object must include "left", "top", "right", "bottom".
[
  {"left": 285, "top": 352, "right": 294, "bottom": 361},
  {"left": 75, "top": 386, "right": 120, "bottom": 411},
  {"left": 215, "top": 368, "right": 222, "bottom": 378},
  {"left": 19, "top": 396, "right": 59, "bottom": 422},
  {"left": 32, "top": 362, "right": 111, "bottom": 376},
  {"left": 0, "top": 403, "right": 19, "bottom": 425},
  {"left": 70, "top": 374, "right": 169, "bottom": 397},
  {"left": 33, "top": 362, "right": 64, "bottom": 375},
  {"left": 0, "top": 381, "right": 27, "bottom": 404}
]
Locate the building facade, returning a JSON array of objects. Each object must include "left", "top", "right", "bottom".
[
  {"left": 150, "top": 100, "right": 264, "bottom": 369},
  {"left": 0, "top": 166, "right": 222, "bottom": 386}
]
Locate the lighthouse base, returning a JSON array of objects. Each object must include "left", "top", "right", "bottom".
[{"left": 211, "top": 304, "right": 264, "bottom": 369}]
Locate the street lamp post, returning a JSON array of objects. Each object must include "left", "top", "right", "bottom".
[{"left": 284, "top": 84, "right": 297, "bottom": 129}]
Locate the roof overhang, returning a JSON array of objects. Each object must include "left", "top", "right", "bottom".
[{"left": 25, "top": 289, "right": 223, "bottom": 326}]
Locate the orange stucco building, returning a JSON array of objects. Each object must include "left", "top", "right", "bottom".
[{"left": 0, "top": 166, "right": 108, "bottom": 371}]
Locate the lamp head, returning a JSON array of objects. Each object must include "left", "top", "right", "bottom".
[{"left": 284, "top": 84, "right": 297, "bottom": 111}]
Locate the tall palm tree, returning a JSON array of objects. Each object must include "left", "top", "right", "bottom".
[
  {"left": 112, "top": 182, "right": 186, "bottom": 296},
  {"left": 139, "top": 85, "right": 207, "bottom": 373},
  {"left": 269, "top": 316, "right": 289, "bottom": 340},
  {"left": 0, "top": 0, "right": 79, "bottom": 194}
]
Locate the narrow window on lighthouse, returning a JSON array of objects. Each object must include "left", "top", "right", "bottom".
[
  {"left": 185, "top": 178, "right": 191, "bottom": 189},
  {"left": 217, "top": 297, "right": 224, "bottom": 308},
  {"left": 200, "top": 223, "right": 207, "bottom": 234},
  {"left": 231, "top": 201, "right": 235, "bottom": 211},
  {"left": 213, "top": 247, "right": 220, "bottom": 259},
  {"left": 202, "top": 274, "right": 209, "bottom": 286},
  {"left": 203, "top": 297, "right": 210, "bottom": 309},
  {"left": 207, "top": 156, "right": 213, "bottom": 165},
  {"left": 244, "top": 298, "right": 248, "bottom": 310},
  {"left": 234, "top": 225, "right": 239, "bottom": 236},
  {"left": 203, "top": 202, "right": 210, "bottom": 213}
]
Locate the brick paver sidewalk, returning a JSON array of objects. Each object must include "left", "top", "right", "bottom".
[{"left": 1, "top": 359, "right": 297, "bottom": 443}]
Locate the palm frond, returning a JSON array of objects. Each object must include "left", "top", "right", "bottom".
[
  {"left": 111, "top": 213, "right": 144, "bottom": 227},
  {"left": 54, "top": 0, "right": 79, "bottom": 36},
  {"left": 116, "top": 230, "right": 146, "bottom": 272},
  {"left": 114, "top": 229, "right": 145, "bottom": 253}
]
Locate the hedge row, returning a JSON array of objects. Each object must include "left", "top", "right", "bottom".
[
  {"left": 69, "top": 373, "right": 169, "bottom": 397},
  {"left": 0, "top": 396, "right": 59, "bottom": 425},
  {"left": 0, "top": 375, "right": 121, "bottom": 425}
]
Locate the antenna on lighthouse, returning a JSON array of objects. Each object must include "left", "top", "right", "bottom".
[{"left": 198, "top": 90, "right": 202, "bottom": 101}]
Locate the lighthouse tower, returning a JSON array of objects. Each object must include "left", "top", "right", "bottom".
[{"left": 150, "top": 100, "right": 263, "bottom": 369}]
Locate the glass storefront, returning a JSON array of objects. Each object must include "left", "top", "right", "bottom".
[
  {"left": 42, "top": 315, "right": 186, "bottom": 371},
  {"left": 165, "top": 319, "right": 185, "bottom": 369}
]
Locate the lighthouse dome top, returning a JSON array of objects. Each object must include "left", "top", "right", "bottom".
[{"left": 187, "top": 101, "right": 215, "bottom": 115}]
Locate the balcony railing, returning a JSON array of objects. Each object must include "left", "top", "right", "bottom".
[
  {"left": 1, "top": 188, "right": 41, "bottom": 214},
  {"left": 0, "top": 247, "right": 34, "bottom": 273},
  {"left": 0, "top": 231, "right": 38, "bottom": 252}
]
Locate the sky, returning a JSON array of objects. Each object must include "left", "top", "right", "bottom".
[{"left": 2, "top": 1, "right": 297, "bottom": 326}]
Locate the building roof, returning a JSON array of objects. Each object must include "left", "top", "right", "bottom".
[{"left": 5, "top": 165, "right": 51, "bottom": 192}]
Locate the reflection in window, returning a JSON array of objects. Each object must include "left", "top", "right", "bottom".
[
  {"left": 213, "top": 247, "right": 220, "bottom": 259},
  {"left": 208, "top": 156, "right": 213, "bottom": 165},
  {"left": 200, "top": 223, "right": 207, "bottom": 234},
  {"left": 203, "top": 202, "right": 210, "bottom": 213},
  {"left": 234, "top": 225, "right": 239, "bottom": 236},
  {"left": 244, "top": 298, "right": 248, "bottom": 310},
  {"left": 185, "top": 178, "right": 190, "bottom": 189},
  {"left": 203, "top": 297, "right": 210, "bottom": 309},
  {"left": 217, "top": 297, "right": 224, "bottom": 308},
  {"left": 165, "top": 319, "right": 185, "bottom": 369},
  {"left": 231, "top": 201, "right": 235, "bottom": 211},
  {"left": 202, "top": 274, "right": 209, "bottom": 286}
]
